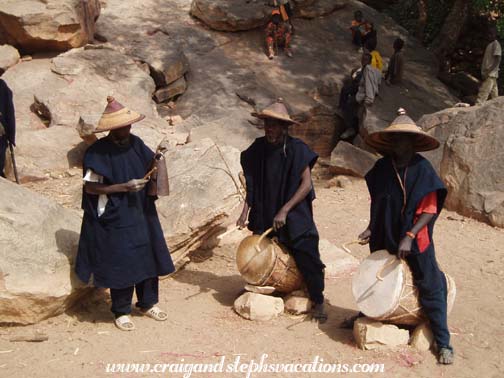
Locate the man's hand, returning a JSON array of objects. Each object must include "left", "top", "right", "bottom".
[
  {"left": 124, "top": 179, "right": 148, "bottom": 192},
  {"left": 236, "top": 202, "right": 250, "bottom": 229},
  {"left": 358, "top": 228, "right": 371, "bottom": 244},
  {"left": 273, "top": 209, "right": 288, "bottom": 231},
  {"left": 398, "top": 236, "right": 413, "bottom": 259}
]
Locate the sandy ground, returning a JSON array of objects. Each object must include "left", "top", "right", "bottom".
[{"left": 1, "top": 178, "right": 503, "bottom": 378}]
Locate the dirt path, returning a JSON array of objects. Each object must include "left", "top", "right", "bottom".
[{"left": 1, "top": 179, "right": 503, "bottom": 378}]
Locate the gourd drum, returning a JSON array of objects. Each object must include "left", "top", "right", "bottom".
[
  {"left": 352, "top": 250, "right": 456, "bottom": 326},
  {"left": 236, "top": 228, "right": 303, "bottom": 293}
]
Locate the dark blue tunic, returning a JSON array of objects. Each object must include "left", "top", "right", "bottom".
[
  {"left": 365, "top": 154, "right": 447, "bottom": 256},
  {"left": 240, "top": 136, "right": 318, "bottom": 242},
  {"left": 0, "top": 79, "right": 15, "bottom": 177},
  {"left": 75, "top": 134, "right": 175, "bottom": 289}
]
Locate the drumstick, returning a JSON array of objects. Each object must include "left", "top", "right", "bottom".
[
  {"left": 143, "top": 166, "right": 157, "bottom": 180},
  {"left": 342, "top": 239, "right": 368, "bottom": 255}
]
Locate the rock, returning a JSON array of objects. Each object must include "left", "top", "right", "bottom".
[
  {"left": 329, "top": 141, "right": 378, "bottom": 178},
  {"left": 0, "top": 178, "right": 92, "bottom": 325},
  {"left": 410, "top": 323, "right": 434, "bottom": 351},
  {"left": 353, "top": 317, "right": 410, "bottom": 350},
  {"left": 284, "top": 294, "right": 312, "bottom": 315},
  {"left": 296, "top": 0, "right": 346, "bottom": 19},
  {"left": 154, "top": 77, "right": 187, "bottom": 103},
  {"left": 233, "top": 292, "right": 284, "bottom": 321},
  {"left": 190, "top": 0, "right": 270, "bottom": 32},
  {"left": 244, "top": 284, "right": 276, "bottom": 295},
  {"left": 159, "top": 139, "right": 243, "bottom": 266},
  {"left": 97, "top": 18, "right": 189, "bottom": 87},
  {"left": 420, "top": 98, "right": 504, "bottom": 228},
  {"left": 0, "top": 0, "right": 101, "bottom": 53},
  {"left": 319, "top": 239, "right": 359, "bottom": 279},
  {"left": 326, "top": 175, "right": 352, "bottom": 189},
  {"left": 0, "top": 44, "right": 20, "bottom": 73}
]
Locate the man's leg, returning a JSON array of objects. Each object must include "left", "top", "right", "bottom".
[
  {"left": 407, "top": 252, "right": 453, "bottom": 364},
  {"left": 289, "top": 231, "right": 326, "bottom": 322},
  {"left": 476, "top": 77, "right": 494, "bottom": 105},
  {"left": 352, "top": 30, "right": 362, "bottom": 47},
  {"left": 266, "top": 36, "right": 274, "bottom": 59},
  {"left": 135, "top": 277, "right": 159, "bottom": 310},
  {"left": 0, "top": 137, "right": 7, "bottom": 178},
  {"left": 489, "top": 77, "right": 499, "bottom": 100},
  {"left": 340, "top": 96, "right": 359, "bottom": 139},
  {"left": 110, "top": 286, "right": 134, "bottom": 318}
]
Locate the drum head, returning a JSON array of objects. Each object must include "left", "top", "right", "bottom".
[
  {"left": 236, "top": 235, "right": 276, "bottom": 286},
  {"left": 352, "top": 250, "right": 404, "bottom": 319}
]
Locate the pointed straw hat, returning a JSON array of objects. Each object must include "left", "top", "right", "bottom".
[
  {"left": 252, "top": 98, "right": 299, "bottom": 125},
  {"left": 365, "top": 108, "right": 440, "bottom": 152},
  {"left": 94, "top": 96, "right": 145, "bottom": 133}
]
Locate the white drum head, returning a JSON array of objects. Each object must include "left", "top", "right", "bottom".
[{"left": 352, "top": 250, "right": 404, "bottom": 319}]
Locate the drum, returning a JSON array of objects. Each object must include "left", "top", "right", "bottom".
[
  {"left": 236, "top": 228, "right": 303, "bottom": 293},
  {"left": 352, "top": 250, "right": 456, "bottom": 326}
]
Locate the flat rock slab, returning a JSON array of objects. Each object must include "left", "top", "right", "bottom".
[
  {"left": 353, "top": 317, "right": 410, "bottom": 350},
  {"left": 284, "top": 294, "right": 312, "bottom": 315},
  {"left": 319, "top": 239, "right": 359, "bottom": 279},
  {"left": 329, "top": 141, "right": 378, "bottom": 178},
  {"left": 234, "top": 292, "right": 284, "bottom": 321}
]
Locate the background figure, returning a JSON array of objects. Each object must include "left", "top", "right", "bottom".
[
  {"left": 350, "top": 10, "right": 372, "bottom": 49},
  {"left": 385, "top": 38, "right": 405, "bottom": 85},
  {"left": 265, "top": 9, "right": 293, "bottom": 59},
  {"left": 0, "top": 79, "right": 16, "bottom": 178},
  {"left": 476, "top": 25, "right": 501, "bottom": 105},
  {"left": 364, "top": 36, "right": 383, "bottom": 72}
]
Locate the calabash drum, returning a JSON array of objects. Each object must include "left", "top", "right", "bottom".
[
  {"left": 236, "top": 228, "right": 303, "bottom": 293},
  {"left": 352, "top": 250, "right": 456, "bottom": 326}
]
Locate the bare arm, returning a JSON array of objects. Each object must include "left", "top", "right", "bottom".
[
  {"left": 398, "top": 212, "right": 435, "bottom": 259},
  {"left": 84, "top": 179, "right": 148, "bottom": 195},
  {"left": 273, "top": 166, "right": 313, "bottom": 230}
]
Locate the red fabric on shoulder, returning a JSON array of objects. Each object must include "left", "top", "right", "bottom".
[{"left": 415, "top": 191, "right": 438, "bottom": 253}]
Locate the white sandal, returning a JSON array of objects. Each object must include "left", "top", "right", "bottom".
[
  {"left": 114, "top": 315, "right": 135, "bottom": 331},
  {"left": 141, "top": 306, "right": 167, "bottom": 321}
]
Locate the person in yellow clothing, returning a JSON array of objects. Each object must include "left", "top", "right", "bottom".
[{"left": 365, "top": 38, "right": 383, "bottom": 72}]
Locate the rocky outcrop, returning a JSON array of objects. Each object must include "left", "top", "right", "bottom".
[
  {"left": 0, "top": 44, "right": 20, "bottom": 73},
  {"left": 419, "top": 98, "right": 504, "bottom": 228},
  {"left": 0, "top": 0, "right": 101, "bottom": 53},
  {"left": 0, "top": 178, "right": 92, "bottom": 325}
]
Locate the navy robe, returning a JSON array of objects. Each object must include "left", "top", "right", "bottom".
[
  {"left": 75, "top": 134, "right": 174, "bottom": 289},
  {"left": 365, "top": 154, "right": 447, "bottom": 256},
  {"left": 0, "top": 79, "right": 15, "bottom": 177},
  {"left": 240, "top": 136, "right": 318, "bottom": 242}
]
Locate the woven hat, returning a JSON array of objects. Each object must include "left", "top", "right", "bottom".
[
  {"left": 94, "top": 96, "right": 145, "bottom": 133},
  {"left": 252, "top": 98, "right": 299, "bottom": 125},
  {"left": 366, "top": 108, "right": 440, "bottom": 152}
]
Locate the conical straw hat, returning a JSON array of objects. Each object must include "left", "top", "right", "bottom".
[
  {"left": 366, "top": 108, "right": 440, "bottom": 152},
  {"left": 252, "top": 98, "right": 299, "bottom": 125},
  {"left": 94, "top": 96, "right": 145, "bottom": 133}
]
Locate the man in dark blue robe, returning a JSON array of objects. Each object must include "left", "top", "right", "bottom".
[
  {"left": 76, "top": 97, "right": 174, "bottom": 331},
  {"left": 237, "top": 99, "right": 327, "bottom": 323},
  {"left": 0, "top": 79, "right": 16, "bottom": 178},
  {"left": 360, "top": 109, "right": 454, "bottom": 364}
]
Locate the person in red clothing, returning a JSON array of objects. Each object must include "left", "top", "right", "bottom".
[
  {"left": 350, "top": 10, "right": 373, "bottom": 48},
  {"left": 357, "top": 108, "right": 454, "bottom": 365},
  {"left": 265, "top": 9, "right": 293, "bottom": 59}
]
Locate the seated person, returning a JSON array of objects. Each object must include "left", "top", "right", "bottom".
[
  {"left": 265, "top": 9, "right": 293, "bottom": 59},
  {"left": 350, "top": 10, "right": 372, "bottom": 48},
  {"left": 385, "top": 38, "right": 405, "bottom": 85},
  {"left": 364, "top": 37, "right": 383, "bottom": 72}
]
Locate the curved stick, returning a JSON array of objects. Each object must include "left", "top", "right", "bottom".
[{"left": 255, "top": 227, "right": 274, "bottom": 252}]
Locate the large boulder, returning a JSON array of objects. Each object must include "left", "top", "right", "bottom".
[
  {"left": 0, "top": 0, "right": 101, "bottom": 53},
  {"left": 159, "top": 138, "right": 243, "bottom": 265},
  {"left": 0, "top": 178, "right": 92, "bottom": 325},
  {"left": 419, "top": 98, "right": 504, "bottom": 228},
  {"left": 328, "top": 141, "right": 378, "bottom": 177},
  {"left": 190, "top": 0, "right": 270, "bottom": 32}
]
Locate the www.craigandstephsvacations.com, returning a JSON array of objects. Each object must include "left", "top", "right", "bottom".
[{"left": 104, "top": 354, "right": 385, "bottom": 376}]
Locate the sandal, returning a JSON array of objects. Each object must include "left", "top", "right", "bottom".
[
  {"left": 438, "top": 347, "right": 454, "bottom": 365},
  {"left": 114, "top": 315, "right": 135, "bottom": 331},
  {"left": 141, "top": 306, "right": 168, "bottom": 321}
]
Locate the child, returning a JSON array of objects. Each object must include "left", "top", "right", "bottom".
[{"left": 385, "top": 38, "right": 405, "bottom": 85}]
